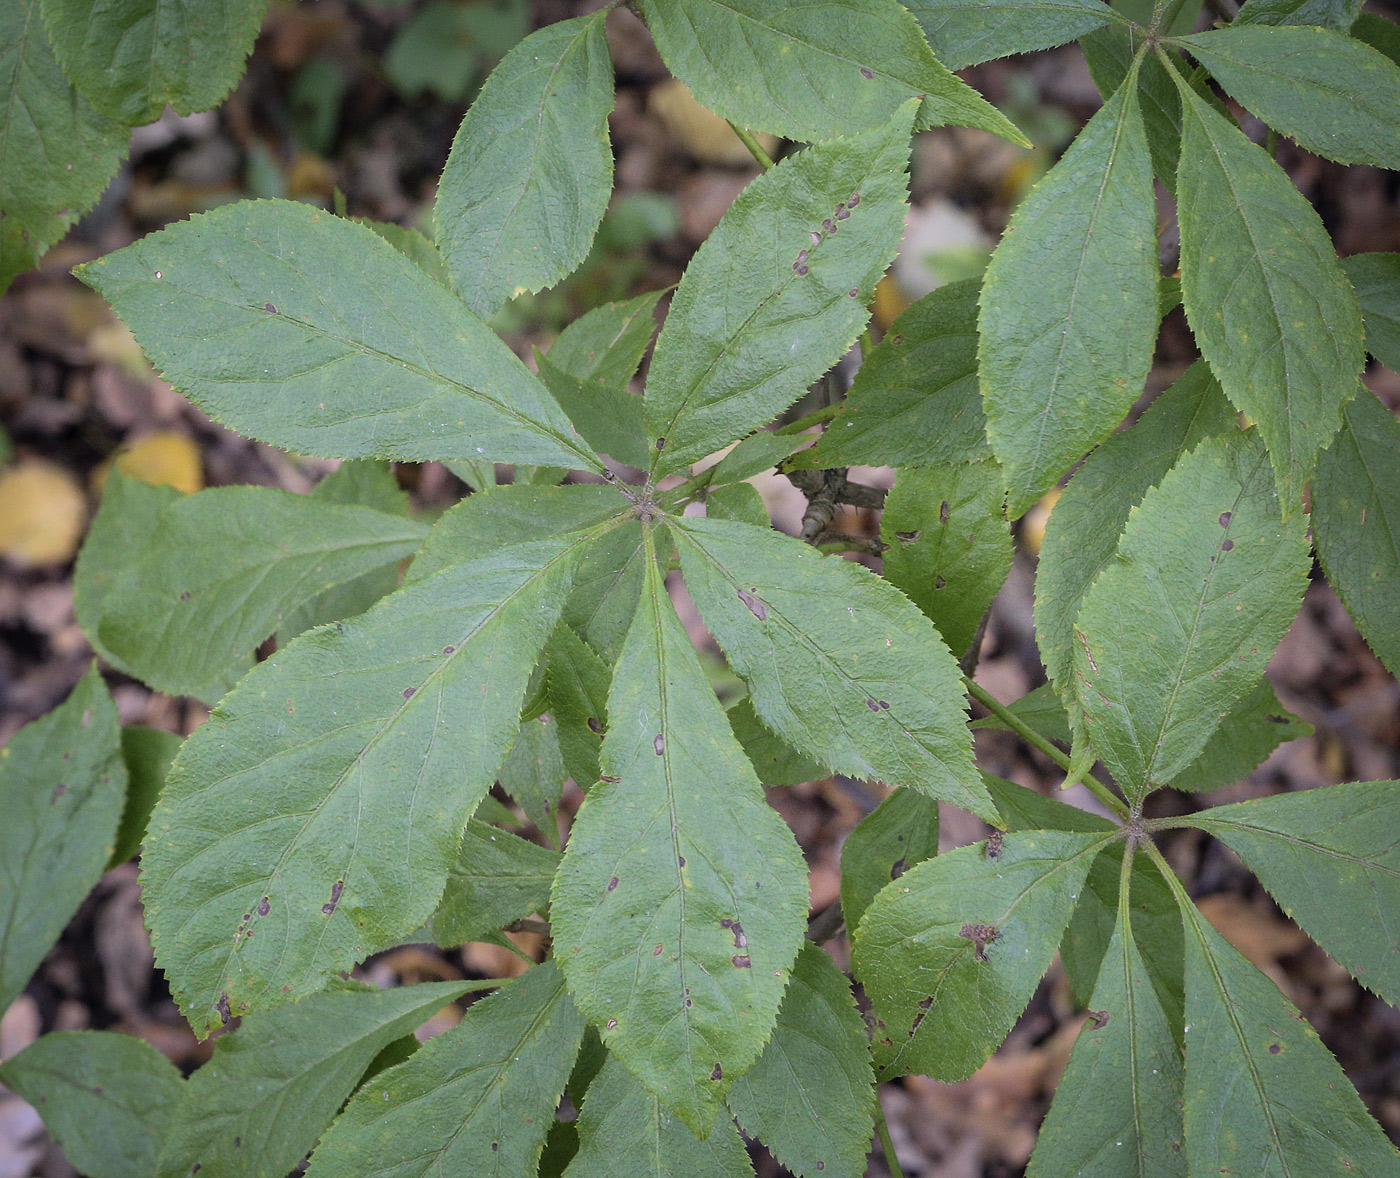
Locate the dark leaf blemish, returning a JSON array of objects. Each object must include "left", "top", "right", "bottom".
[
  {"left": 890, "top": 857, "right": 909, "bottom": 880},
  {"left": 866, "top": 698, "right": 881, "bottom": 711},
  {"left": 1087, "top": 1009, "right": 1110, "bottom": 1030},
  {"left": 216, "top": 992, "right": 232, "bottom": 1025},
  {"left": 738, "top": 588, "right": 767, "bottom": 620},
  {"left": 322, "top": 879, "right": 344, "bottom": 915},
  {"left": 264, "top": 303, "right": 276, "bottom": 313},
  {"left": 859, "top": 66, "right": 874, "bottom": 78},
  {"left": 732, "top": 954, "right": 752, "bottom": 968},
  {"left": 607, "top": 876, "right": 619, "bottom": 892},
  {"left": 179, "top": 591, "right": 191, "bottom": 601},
  {"left": 935, "top": 575, "right": 947, "bottom": 590},
  {"left": 402, "top": 687, "right": 416, "bottom": 699},
  {"left": 1221, "top": 538, "right": 1235, "bottom": 551},
  {"left": 600, "top": 774, "right": 621, "bottom": 784},
  {"left": 1219, "top": 511, "right": 1232, "bottom": 527},
  {"left": 653, "top": 733, "right": 665, "bottom": 756},
  {"left": 587, "top": 716, "right": 604, "bottom": 734},
  {"left": 959, "top": 922, "right": 999, "bottom": 962},
  {"left": 896, "top": 529, "right": 921, "bottom": 542},
  {"left": 711, "top": 1063, "right": 723, "bottom": 1081},
  {"left": 257, "top": 896, "right": 271, "bottom": 916},
  {"left": 656, "top": 437, "right": 666, "bottom": 450},
  {"left": 986, "top": 831, "right": 1003, "bottom": 860},
  {"left": 442, "top": 645, "right": 456, "bottom": 655},
  {"left": 939, "top": 500, "right": 950, "bottom": 524}
]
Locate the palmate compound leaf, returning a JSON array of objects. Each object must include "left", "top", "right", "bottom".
[
  {"left": 76, "top": 200, "right": 603, "bottom": 474},
  {"left": 39, "top": 0, "right": 264, "bottom": 124},
  {"left": 1176, "top": 25, "right": 1400, "bottom": 170},
  {"left": 155, "top": 978, "right": 471, "bottom": 1178},
  {"left": 1312, "top": 390, "right": 1400, "bottom": 678},
  {"left": 95, "top": 486, "right": 428, "bottom": 697},
  {"left": 551, "top": 528, "right": 808, "bottom": 1135},
  {"left": 0, "top": 0, "right": 127, "bottom": 295},
  {"left": 142, "top": 523, "right": 613, "bottom": 1036},
  {"left": 726, "top": 942, "right": 877, "bottom": 1178},
  {"left": 1071, "top": 432, "right": 1309, "bottom": 804},
  {"left": 1027, "top": 861, "right": 1186, "bottom": 1178},
  {"left": 672, "top": 515, "right": 995, "bottom": 823},
  {"left": 644, "top": 103, "right": 916, "bottom": 479},
  {"left": 852, "top": 830, "right": 1112, "bottom": 1080},
  {"left": 1173, "top": 74, "right": 1363, "bottom": 508},
  {"left": 0, "top": 666, "right": 125, "bottom": 1012},
  {"left": 1173, "top": 870, "right": 1400, "bottom": 1174},
  {"left": 839, "top": 787, "right": 941, "bottom": 933},
  {"left": 905, "top": 0, "right": 1115, "bottom": 70},
  {"left": 879, "top": 459, "right": 1015, "bottom": 659},
  {"left": 793, "top": 279, "right": 988, "bottom": 471},
  {"left": 564, "top": 1058, "right": 753, "bottom": 1178},
  {"left": 436, "top": 11, "right": 616, "bottom": 319},
  {"left": 979, "top": 65, "right": 1160, "bottom": 518},
  {"left": 1036, "top": 360, "right": 1237, "bottom": 699},
  {"left": 0, "top": 1031, "right": 182, "bottom": 1178},
  {"left": 306, "top": 962, "right": 585, "bottom": 1178},
  {"left": 638, "top": 0, "right": 1027, "bottom": 145},
  {"left": 1192, "top": 781, "right": 1400, "bottom": 1008}
]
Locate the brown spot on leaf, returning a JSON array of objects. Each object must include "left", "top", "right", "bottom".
[
  {"left": 959, "top": 922, "right": 999, "bottom": 962},
  {"left": 402, "top": 687, "right": 416, "bottom": 699},
  {"left": 890, "top": 857, "right": 909, "bottom": 879},
  {"left": 607, "top": 1018, "right": 618, "bottom": 1030},
  {"left": 867, "top": 698, "right": 881, "bottom": 711},
  {"left": 322, "top": 879, "right": 344, "bottom": 916},
  {"left": 847, "top": 288, "right": 859, "bottom": 298},
  {"left": 896, "top": 529, "right": 921, "bottom": 542},
  {"left": 50, "top": 782, "right": 67, "bottom": 802},
  {"left": 935, "top": 575, "right": 946, "bottom": 589},
  {"left": 848, "top": 192, "right": 860, "bottom": 207},
  {"left": 732, "top": 954, "right": 752, "bottom": 968},
  {"left": 1087, "top": 1010, "right": 1110, "bottom": 1030},
  {"left": 265, "top": 303, "right": 277, "bottom": 314},
  {"left": 1268, "top": 1042, "right": 1281, "bottom": 1054},
  {"left": 878, "top": 700, "right": 890, "bottom": 710},
  {"left": 859, "top": 66, "right": 874, "bottom": 78},
  {"left": 216, "top": 992, "right": 232, "bottom": 1025},
  {"left": 939, "top": 500, "right": 950, "bottom": 524},
  {"left": 737, "top": 589, "right": 767, "bottom": 620},
  {"left": 1219, "top": 511, "right": 1232, "bottom": 527},
  {"left": 1221, "top": 538, "right": 1235, "bottom": 551},
  {"left": 600, "top": 774, "right": 621, "bottom": 784},
  {"left": 607, "top": 876, "right": 619, "bottom": 892},
  {"left": 587, "top": 716, "right": 604, "bottom": 734},
  {"left": 442, "top": 645, "right": 455, "bottom": 654},
  {"left": 678, "top": 856, "right": 685, "bottom": 867},
  {"left": 654, "top": 734, "right": 665, "bottom": 756},
  {"left": 179, "top": 591, "right": 191, "bottom": 601},
  {"left": 711, "top": 1063, "right": 723, "bottom": 1081},
  {"left": 986, "top": 830, "right": 1003, "bottom": 860},
  {"left": 655, "top": 437, "right": 666, "bottom": 450},
  {"left": 822, "top": 218, "right": 834, "bottom": 233},
  {"left": 257, "top": 896, "right": 270, "bottom": 916},
  {"left": 653, "top": 944, "right": 664, "bottom": 956}
]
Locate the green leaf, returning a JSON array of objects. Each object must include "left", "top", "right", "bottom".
[
  {"left": 1165, "top": 677, "right": 1311, "bottom": 794},
  {"left": 1080, "top": 30, "right": 1185, "bottom": 186},
  {"left": 0, "top": 0, "right": 127, "bottom": 294},
  {"left": 852, "top": 830, "right": 1110, "bottom": 1080},
  {"left": 546, "top": 624, "right": 613, "bottom": 790},
  {"left": 979, "top": 70, "right": 1158, "bottom": 517},
  {"left": 0, "top": 667, "right": 125, "bottom": 1012},
  {"left": 1352, "top": 11, "right": 1400, "bottom": 67},
  {"left": 156, "top": 979, "right": 470, "bottom": 1178},
  {"left": 1177, "top": 886, "right": 1400, "bottom": 1174},
  {"left": 307, "top": 962, "right": 585, "bottom": 1178},
  {"left": 358, "top": 219, "right": 451, "bottom": 287},
  {"left": 703, "top": 431, "right": 803, "bottom": 486},
  {"left": 970, "top": 684, "right": 1072, "bottom": 744},
  {"left": 796, "top": 280, "right": 986, "bottom": 470},
  {"left": 1028, "top": 891, "right": 1185, "bottom": 1177},
  {"left": 498, "top": 712, "right": 568, "bottom": 834},
  {"left": 726, "top": 942, "right": 876, "bottom": 1178},
  {"left": 141, "top": 529, "right": 599, "bottom": 1035},
  {"left": 1060, "top": 844, "right": 1185, "bottom": 1026},
  {"left": 728, "top": 697, "right": 827, "bottom": 786},
  {"left": 408, "top": 483, "right": 622, "bottom": 583},
  {"left": 77, "top": 200, "right": 601, "bottom": 472},
  {"left": 880, "top": 460, "right": 1014, "bottom": 657},
  {"left": 567, "top": 519, "right": 649, "bottom": 660},
  {"left": 639, "top": 0, "right": 1028, "bottom": 145},
  {"left": 705, "top": 481, "right": 771, "bottom": 529},
  {"left": 0, "top": 1031, "right": 181, "bottom": 1178},
  {"left": 40, "top": 0, "right": 264, "bottom": 124},
  {"left": 550, "top": 291, "right": 664, "bottom": 391},
  {"left": 111, "top": 725, "right": 181, "bottom": 867},
  {"left": 1313, "top": 391, "right": 1400, "bottom": 678},
  {"left": 551, "top": 537, "right": 808, "bottom": 1132},
  {"left": 1341, "top": 252, "right": 1400, "bottom": 371},
  {"left": 674, "top": 515, "right": 994, "bottom": 821},
  {"left": 983, "top": 772, "right": 1116, "bottom": 834},
  {"left": 907, "top": 0, "right": 1114, "bottom": 70},
  {"left": 279, "top": 460, "right": 414, "bottom": 643},
  {"left": 564, "top": 1058, "right": 754, "bottom": 1178},
  {"left": 97, "top": 486, "right": 427, "bottom": 697},
  {"left": 1072, "top": 432, "right": 1309, "bottom": 802},
  {"left": 1234, "top": 0, "right": 1360, "bottom": 28},
  {"left": 436, "top": 13, "right": 615, "bottom": 317},
  {"left": 536, "top": 291, "right": 662, "bottom": 467},
  {"left": 1035, "top": 361, "right": 1237, "bottom": 697},
  {"left": 1177, "top": 26, "right": 1400, "bottom": 170},
  {"left": 429, "top": 821, "right": 560, "bottom": 946},
  {"left": 1192, "top": 781, "right": 1400, "bottom": 1007},
  {"left": 1173, "top": 80, "right": 1363, "bottom": 507},
  {"left": 839, "top": 788, "right": 941, "bottom": 932},
  {"left": 645, "top": 105, "right": 916, "bottom": 478}
]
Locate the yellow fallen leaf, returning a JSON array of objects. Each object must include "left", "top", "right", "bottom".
[
  {"left": 1020, "top": 486, "right": 1060, "bottom": 557},
  {"left": 98, "top": 431, "right": 205, "bottom": 495},
  {"left": 0, "top": 460, "right": 87, "bottom": 567},
  {"left": 650, "top": 79, "right": 779, "bottom": 167}
]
